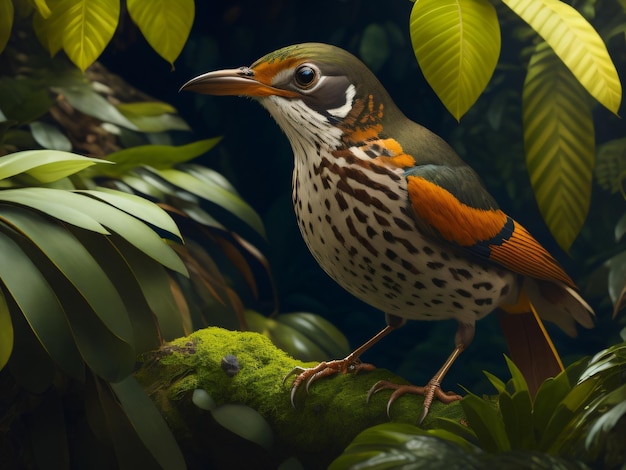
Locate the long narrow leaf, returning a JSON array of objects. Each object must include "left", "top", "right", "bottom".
[
  {"left": 0, "top": 0, "right": 14, "bottom": 55},
  {"left": 0, "top": 150, "right": 109, "bottom": 182},
  {"left": 0, "top": 188, "right": 187, "bottom": 274},
  {"left": 0, "top": 188, "right": 109, "bottom": 233},
  {"left": 0, "top": 288, "right": 13, "bottom": 370},
  {"left": 111, "top": 376, "right": 187, "bottom": 470},
  {"left": 109, "top": 234, "right": 186, "bottom": 341},
  {"left": 0, "top": 205, "right": 134, "bottom": 345},
  {"left": 78, "top": 188, "right": 183, "bottom": 242},
  {"left": 97, "top": 138, "right": 221, "bottom": 177},
  {"left": 70, "top": 228, "right": 162, "bottom": 354},
  {"left": 155, "top": 168, "right": 266, "bottom": 237},
  {"left": 0, "top": 226, "right": 85, "bottom": 380}
]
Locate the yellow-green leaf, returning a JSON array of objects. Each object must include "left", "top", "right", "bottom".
[
  {"left": 0, "top": 289, "right": 13, "bottom": 370},
  {"left": 99, "top": 138, "right": 221, "bottom": 176},
  {"left": 502, "top": 0, "right": 622, "bottom": 114},
  {"left": 409, "top": 0, "right": 500, "bottom": 121},
  {"left": 115, "top": 101, "right": 177, "bottom": 117},
  {"left": 32, "top": 0, "right": 65, "bottom": 55},
  {"left": 523, "top": 42, "right": 594, "bottom": 251},
  {"left": 126, "top": 0, "right": 194, "bottom": 67},
  {"left": 59, "top": 0, "right": 120, "bottom": 71},
  {"left": 0, "top": 0, "right": 14, "bottom": 55},
  {"left": 33, "top": 0, "right": 51, "bottom": 18},
  {"left": 0, "top": 149, "right": 110, "bottom": 182}
]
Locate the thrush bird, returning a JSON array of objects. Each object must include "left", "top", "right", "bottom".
[{"left": 181, "top": 43, "right": 594, "bottom": 422}]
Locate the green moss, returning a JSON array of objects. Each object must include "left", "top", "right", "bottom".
[{"left": 134, "top": 327, "right": 464, "bottom": 467}]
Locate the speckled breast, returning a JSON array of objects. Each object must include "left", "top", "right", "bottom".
[{"left": 291, "top": 147, "right": 519, "bottom": 324}]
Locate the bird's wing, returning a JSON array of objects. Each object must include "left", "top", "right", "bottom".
[{"left": 403, "top": 164, "right": 575, "bottom": 288}]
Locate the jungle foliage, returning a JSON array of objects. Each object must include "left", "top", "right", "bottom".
[{"left": 0, "top": 0, "right": 624, "bottom": 469}]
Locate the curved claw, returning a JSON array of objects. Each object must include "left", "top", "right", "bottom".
[
  {"left": 366, "top": 379, "right": 462, "bottom": 423},
  {"left": 282, "top": 366, "right": 306, "bottom": 386},
  {"left": 290, "top": 382, "right": 299, "bottom": 408}
]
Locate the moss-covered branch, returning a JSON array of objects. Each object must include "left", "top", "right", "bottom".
[{"left": 134, "top": 327, "right": 464, "bottom": 469}]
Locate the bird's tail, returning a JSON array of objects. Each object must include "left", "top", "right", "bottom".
[{"left": 499, "top": 278, "right": 595, "bottom": 396}]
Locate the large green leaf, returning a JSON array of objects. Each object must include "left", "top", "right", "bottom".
[
  {"left": 57, "top": 0, "right": 120, "bottom": 71},
  {"left": 98, "top": 138, "right": 221, "bottom": 176},
  {"left": 503, "top": 0, "right": 622, "bottom": 114},
  {"left": 523, "top": 42, "right": 594, "bottom": 251},
  {"left": 111, "top": 376, "right": 187, "bottom": 469},
  {"left": 0, "top": 225, "right": 85, "bottom": 380},
  {"left": 29, "top": 121, "right": 73, "bottom": 151},
  {"left": 409, "top": 0, "right": 500, "bottom": 121},
  {"left": 0, "top": 0, "right": 13, "bottom": 54},
  {"left": 0, "top": 149, "right": 109, "bottom": 182},
  {"left": 126, "top": 0, "right": 194, "bottom": 67},
  {"left": 0, "top": 188, "right": 187, "bottom": 274},
  {"left": 108, "top": 235, "right": 185, "bottom": 341},
  {"left": 115, "top": 102, "right": 190, "bottom": 133},
  {"left": 77, "top": 188, "right": 183, "bottom": 241},
  {"left": 0, "top": 289, "right": 13, "bottom": 370},
  {"left": 329, "top": 423, "right": 480, "bottom": 469},
  {"left": 1, "top": 206, "right": 134, "bottom": 345},
  {"left": 155, "top": 167, "right": 266, "bottom": 238},
  {"left": 52, "top": 84, "right": 139, "bottom": 130},
  {"left": 0, "top": 187, "right": 109, "bottom": 233}
]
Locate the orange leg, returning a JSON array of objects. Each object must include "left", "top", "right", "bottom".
[
  {"left": 284, "top": 317, "right": 403, "bottom": 406},
  {"left": 367, "top": 322, "right": 474, "bottom": 424}
]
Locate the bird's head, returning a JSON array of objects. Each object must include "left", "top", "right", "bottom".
[{"left": 181, "top": 43, "right": 404, "bottom": 150}]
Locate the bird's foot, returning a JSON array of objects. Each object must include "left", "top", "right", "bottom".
[
  {"left": 367, "top": 379, "right": 461, "bottom": 424},
  {"left": 283, "top": 359, "right": 376, "bottom": 407}
]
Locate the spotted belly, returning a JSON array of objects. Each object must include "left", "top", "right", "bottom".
[{"left": 292, "top": 154, "right": 519, "bottom": 324}]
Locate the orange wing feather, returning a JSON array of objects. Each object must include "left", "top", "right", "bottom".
[{"left": 406, "top": 175, "right": 574, "bottom": 287}]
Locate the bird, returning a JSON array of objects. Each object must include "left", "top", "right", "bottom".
[{"left": 181, "top": 43, "right": 595, "bottom": 423}]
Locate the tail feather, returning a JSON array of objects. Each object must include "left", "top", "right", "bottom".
[
  {"left": 524, "top": 278, "right": 595, "bottom": 336},
  {"left": 498, "top": 309, "right": 563, "bottom": 396},
  {"left": 499, "top": 279, "right": 595, "bottom": 396}
]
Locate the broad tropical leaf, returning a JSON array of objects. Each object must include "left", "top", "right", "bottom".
[
  {"left": 523, "top": 42, "right": 594, "bottom": 251},
  {"left": 0, "top": 0, "right": 13, "bottom": 54},
  {"left": 329, "top": 423, "right": 479, "bottom": 470},
  {"left": 126, "top": 0, "right": 194, "bottom": 67},
  {"left": 503, "top": 0, "right": 622, "bottom": 114},
  {"left": 58, "top": 0, "right": 120, "bottom": 71},
  {"left": 409, "top": 0, "right": 500, "bottom": 121}
]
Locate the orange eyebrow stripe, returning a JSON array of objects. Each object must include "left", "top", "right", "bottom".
[
  {"left": 253, "top": 57, "right": 304, "bottom": 86},
  {"left": 407, "top": 175, "right": 507, "bottom": 246}
]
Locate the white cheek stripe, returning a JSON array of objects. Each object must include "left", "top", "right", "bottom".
[{"left": 327, "top": 84, "right": 356, "bottom": 118}]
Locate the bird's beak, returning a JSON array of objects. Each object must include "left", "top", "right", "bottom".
[{"left": 180, "top": 67, "right": 296, "bottom": 98}]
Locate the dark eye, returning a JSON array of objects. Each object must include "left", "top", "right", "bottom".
[{"left": 294, "top": 65, "right": 318, "bottom": 89}]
